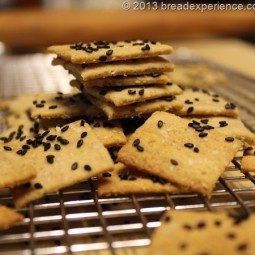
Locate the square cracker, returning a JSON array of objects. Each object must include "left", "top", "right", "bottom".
[
  {"left": 0, "top": 206, "right": 23, "bottom": 230},
  {"left": 48, "top": 40, "right": 173, "bottom": 64},
  {"left": 81, "top": 73, "right": 171, "bottom": 88},
  {"left": 149, "top": 210, "right": 255, "bottom": 255},
  {"left": 118, "top": 111, "right": 242, "bottom": 196},
  {"left": 86, "top": 94, "right": 182, "bottom": 120},
  {"left": 187, "top": 117, "right": 255, "bottom": 145},
  {"left": 12, "top": 119, "right": 114, "bottom": 208},
  {"left": 71, "top": 80, "right": 182, "bottom": 107},
  {"left": 175, "top": 88, "right": 239, "bottom": 118},
  {"left": 31, "top": 92, "right": 103, "bottom": 119},
  {"left": 97, "top": 163, "right": 186, "bottom": 197},
  {"left": 0, "top": 127, "right": 37, "bottom": 189},
  {"left": 53, "top": 56, "right": 174, "bottom": 81}
]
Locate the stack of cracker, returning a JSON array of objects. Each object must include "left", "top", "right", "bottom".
[{"left": 48, "top": 40, "right": 183, "bottom": 119}]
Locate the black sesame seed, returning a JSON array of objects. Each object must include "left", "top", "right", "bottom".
[
  {"left": 34, "top": 183, "right": 43, "bottom": 189},
  {"left": 3, "top": 146, "right": 12, "bottom": 151},
  {"left": 84, "top": 165, "right": 92, "bottom": 171},
  {"left": 195, "top": 126, "right": 204, "bottom": 132},
  {"left": 128, "top": 89, "right": 136, "bottom": 95},
  {"left": 71, "top": 162, "right": 78, "bottom": 170},
  {"left": 197, "top": 221, "right": 206, "bottom": 229},
  {"left": 170, "top": 159, "right": 178, "bottom": 166},
  {"left": 46, "top": 155, "right": 55, "bottom": 164},
  {"left": 212, "top": 98, "right": 220, "bottom": 102},
  {"left": 201, "top": 119, "right": 209, "bottom": 124},
  {"left": 36, "top": 103, "right": 44, "bottom": 108},
  {"left": 184, "top": 143, "right": 194, "bottom": 149},
  {"left": 227, "top": 232, "right": 236, "bottom": 239},
  {"left": 46, "top": 135, "right": 57, "bottom": 141},
  {"left": 151, "top": 73, "right": 161, "bottom": 78},
  {"left": 157, "top": 120, "right": 163, "bottom": 128},
  {"left": 133, "top": 139, "right": 140, "bottom": 147},
  {"left": 99, "top": 55, "right": 107, "bottom": 62},
  {"left": 193, "top": 147, "right": 199, "bottom": 153},
  {"left": 237, "top": 243, "right": 248, "bottom": 251},
  {"left": 81, "top": 132, "right": 87, "bottom": 138},
  {"left": 77, "top": 139, "right": 83, "bottom": 148},
  {"left": 164, "top": 96, "right": 175, "bottom": 102},
  {"left": 165, "top": 216, "right": 171, "bottom": 222},
  {"left": 137, "top": 145, "right": 144, "bottom": 152},
  {"left": 106, "top": 49, "right": 113, "bottom": 56},
  {"left": 54, "top": 144, "right": 61, "bottom": 151},
  {"left": 199, "top": 132, "right": 208, "bottom": 138},
  {"left": 141, "top": 44, "right": 150, "bottom": 51},
  {"left": 80, "top": 120, "right": 85, "bottom": 127},
  {"left": 219, "top": 121, "right": 228, "bottom": 127},
  {"left": 49, "top": 105, "right": 58, "bottom": 109},
  {"left": 57, "top": 136, "right": 69, "bottom": 145},
  {"left": 185, "top": 99, "right": 193, "bottom": 105},
  {"left": 203, "top": 125, "right": 214, "bottom": 130},
  {"left": 187, "top": 106, "right": 194, "bottom": 114},
  {"left": 61, "top": 126, "right": 69, "bottom": 132},
  {"left": 183, "top": 224, "right": 192, "bottom": 231},
  {"left": 214, "top": 220, "right": 222, "bottom": 227},
  {"left": 179, "top": 243, "right": 187, "bottom": 250},
  {"left": 93, "top": 122, "right": 101, "bottom": 128},
  {"left": 138, "top": 89, "right": 144, "bottom": 96},
  {"left": 225, "top": 137, "right": 234, "bottom": 142},
  {"left": 102, "top": 172, "right": 112, "bottom": 177},
  {"left": 22, "top": 145, "right": 30, "bottom": 150}
]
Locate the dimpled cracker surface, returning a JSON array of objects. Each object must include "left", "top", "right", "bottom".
[
  {"left": 48, "top": 40, "right": 173, "bottom": 64},
  {"left": 97, "top": 163, "right": 186, "bottom": 197},
  {"left": 87, "top": 95, "right": 182, "bottom": 120},
  {"left": 175, "top": 88, "right": 239, "bottom": 118},
  {"left": 54, "top": 57, "right": 174, "bottom": 81},
  {"left": 118, "top": 112, "right": 241, "bottom": 196},
  {"left": 31, "top": 92, "right": 103, "bottom": 119},
  {"left": 187, "top": 117, "right": 255, "bottom": 145},
  {"left": 149, "top": 210, "right": 255, "bottom": 255},
  {"left": 0, "top": 127, "right": 36, "bottom": 189},
  {"left": 82, "top": 73, "right": 171, "bottom": 87},
  {"left": 13, "top": 120, "right": 114, "bottom": 208},
  {"left": 0, "top": 206, "right": 23, "bottom": 230},
  {"left": 75, "top": 81, "right": 182, "bottom": 107}
]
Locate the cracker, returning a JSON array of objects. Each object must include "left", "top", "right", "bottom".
[
  {"left": 118, "top": 112, "right": 242, "bottom": 196},
  {"left": 187, "top": 117, "right": 255, "bottom": 145},
  {"left": 0, "top": 206, "right": 23, "bottom": 230},
  {"left": 149, "top": 210, "right": 255, "bottom": 255},
  {"left": 53, "top": 57, "right": 174, "bottom": 81},
  {"left": 48, "top": 40, "right": 173, "bottom": 64},
  {"left": 175, "top": 88, "right": 239, "bottom": 118},
  {"left": 82, "top": 73, "right": 171, "bottom": 88},
  {"left": 71, "top": 80, "right": 182, "bottom": 107},
  {"left": 171, "top": 64, "right": 227, "bottom": 88},
  {"left": 12, "top": 120, "right": 114, "bottom": 208},
  {"left": 86, "top": 94, "right": 182, "bottom": 120},
  {"left": 241, "top": 144, "right": 255, "bottom": 173},
  {"left": 0, "top": 127, "right": 37, "bottom": 189},
  {"left": 97, "top": 163, "right": 186, "bottom": 197},
  {"left": 31, "top": 92, "right": 103, "bottom": 119}
]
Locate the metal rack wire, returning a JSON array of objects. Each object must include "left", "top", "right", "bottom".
[{"left": 0, "top": 52, "right": 255, "bottom": 255}]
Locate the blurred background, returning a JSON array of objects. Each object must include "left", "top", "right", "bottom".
[{"left": 0, "top": 0, "right": 255, "bottom": 53}]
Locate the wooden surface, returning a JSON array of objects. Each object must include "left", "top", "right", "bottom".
[{"left": 0, "top": 9, "right": 255, "bottom": 50}]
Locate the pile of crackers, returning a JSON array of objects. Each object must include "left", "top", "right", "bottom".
[{"left": 0, "top": 40, "right": 255, "bottom": 230}]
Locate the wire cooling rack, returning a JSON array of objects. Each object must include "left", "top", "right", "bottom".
[{"left": 0, "top": 52, "right": 255, "bottom": 255}]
